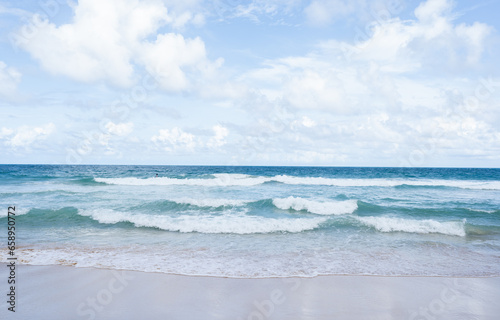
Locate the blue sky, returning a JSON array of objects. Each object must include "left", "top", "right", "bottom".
[{"left": 0, "top": 0, "right": 499, "bottom": 167}]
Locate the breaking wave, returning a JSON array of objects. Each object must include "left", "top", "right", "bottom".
[
  {"left": 78, "top": 209, "right": 327, "bottom": 234},
  {"left": 94, "top": 174, "right": 500, "bottom": 190},
  {"left": 272, "top": 197, "right": 358, "bottom": 215},
  {"left": 355, "top": 216, "right": 467, "bottom": 237}
]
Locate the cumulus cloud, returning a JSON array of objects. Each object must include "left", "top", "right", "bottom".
[
  {"left": 105, "top": 122, "right": 134, "bottom": 136},
  {"left": 151, "top": 127, "right": 196, "bottom": 151},
  {"left": 0, "top": 61, "right": 22, "bottom": 99},
  {"left": 207, "top": 125, "right": 229, "bottom": 147},
  {"left": 18, "top": 0, "right": 219, "bottom": 91},
  {"left": 151, "top": 124, "right": 230, "bottom": 152},
  {"left": 3, "top": 0, "right": 497, "bottom": 166},
  {"left": 139, "top": 33, "right": 212, "bottom": 91},
  {"left": 350, "top": 0, "right": 492, "bottom": 68},
  {"left": 2, "top": 123, "right": 55, "bottom": 149},
  {"left": 220, "top": 0, "right": 499, "bottom": 166},
  {"left": 414, "top": 0, "right": 452, "bottom": 22},
  {"left": 243, "top": 0, "right": 493, "bottom": 114}
]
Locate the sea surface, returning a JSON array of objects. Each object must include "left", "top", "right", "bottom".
[{"left": 1, "top": 165, "right": 500, "bottom": 278}]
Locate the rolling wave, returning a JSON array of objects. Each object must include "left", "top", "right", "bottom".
[
  {"left": 272, "top": 197, "right": 358, "bottom": 215},
  {"left": 78, "top": 209, "right": 327, "bottom": 234},
  {"left": 136, "top": 196, "right": 358, "bottom": 215},
  {"left": 0, "top": 207, "right": 29, "bottom": 218},
  {"left": 94, "top": 174, "right": 267, "bottom": 187},
  {"left": 6, "top": 206, "right": 488, "bottom": 237},
  {"left": 355, "top": 216, "right": 467, "bottom": 237},
  {"left": 94, "top": 174, "right": 500, "bottom": 190}
]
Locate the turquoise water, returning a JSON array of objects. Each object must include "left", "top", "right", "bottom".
[{"left": 1, "top": 165, "right": 500, "bottom": 277}]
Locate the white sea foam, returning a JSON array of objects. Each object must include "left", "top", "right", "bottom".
[
  {"left": 395, "top": 179, "right": 500, "bottom": 190},
  {"left": 95, "top": 174, "right": 269, "bottom": 187},
  {"left": 466, "top": 208, "right": 498, "bottom": 214},
  {"left": 272, "top": 197, "right": 358, "bottom": 215},
  {"left": 172, "top": 198, "right": 251, "bottom": 207},
  {"left": 6, "top": 241, "right": 499, "bottom": 278},
  {"left": 356, "top": 216, "right": 467, "bottom": 237},
  {"left": 78, "top": 209, "right": 326, "bottom": 234},
  {"left": 0, "top": 207, "right": 29, "bottom": 218},
  {"left": 272, "top": 175, "right": 399, "bottom": 187},
  {"left": 95, "top": 174, "right": 500, "bottom": 190},
  {"left": 273, "top": 176, "right": 500, "bottom": 190}
]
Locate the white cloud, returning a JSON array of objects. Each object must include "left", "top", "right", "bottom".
[
  {"left": 290, "top": 116, "right": 316, "bottom": 130},
  {"left": 304, "top": 0, "right": 399, "bottom": 26},
  {"left": 301, "top": 116, "right": 316, "bottom": 128},
  {"left": 105, "top": 122, "right": 134, "bottom": 136},
  {"left": 151, "top": 127, "right": 196, "bottom": 151},
  {"left": 0, "top": 61, "right": 22, "bottom": 99},
  {"left": 304, "top": 0, "right": 355, "bottom": 26},
  {"left": 3, "top": 123, "right": 55, "bottom": 148},
  {"left": 139, "top": 33, "right": 211, "bottom": 91},
  {"left": 207, "top": 125, "right": 229, "bottom": 147},
  {"left": 352, "top": 0, "right": 492, "bottom": 68},
  {"left": 18, "top": 0, "right": 218, "bottom": 90},
  {"left": 243, "top": 57, "right": 371, "bottom": 113},
  {"left": 151, "top": 124, "right": 230, "bottom": 152},
  {"left": 224, "top": 0, "right": 498, "bottom": 166},
  {"left": 284, "top": 68, "right": 343, "bottom": 110},
  {"left": 242, "top": 0, "right": 493, "bottom": 115},
  {"left": 414, "top": 0, "right": 452, "bottom": 22},
  {"left": 209, "top": 0, "right": 299, "bottom": 23},
  {"left": 0, "top": 128, "right": 14, "bottom": 138},
  {"left": 454, "top": 22, "right": 492, "bottom": 64},
  {"left": 0, "top": 4, "right": 31, "bottom": 17},
  {"left": 3, "top": 0, "right": 498, "bottom": 166}
]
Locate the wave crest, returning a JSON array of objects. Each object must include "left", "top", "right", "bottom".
[
  {"left": 94, "top": 174, "right": 500, "bottom": 190},
  {"left": 356, "top": 216, "right": 467, "bottom": 237},
  {"left": 78, "top": 209, "right": 326, "bottom": 234},
  {"left": 0, "top": 207, "right": 29, "bottom": 218},
  {"left": 272, "top": 197, "right": 358, "bottom": 215}
]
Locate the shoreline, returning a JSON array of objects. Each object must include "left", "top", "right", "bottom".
[
  {"left": 2, "top": 263, "right": 500, "bottom": 319},
  {"left": 5, "top": 261, "right": 500, "bottom": 279}
]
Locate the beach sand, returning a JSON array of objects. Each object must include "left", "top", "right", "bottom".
[{"left": 1, "top": 263, "right": 499, "bottom": 319}]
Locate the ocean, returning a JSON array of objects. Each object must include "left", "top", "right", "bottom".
[{"left": 1, "top": 165, "right": 500, "bottom": 278}]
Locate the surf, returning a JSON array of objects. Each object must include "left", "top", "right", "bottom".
[{"left": 94, "top": 174, "right": 500, "bottom": 190}]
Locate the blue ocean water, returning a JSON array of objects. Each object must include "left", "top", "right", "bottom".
[{"left": 1, "top": 165, "right": 500, "bottom": 277}]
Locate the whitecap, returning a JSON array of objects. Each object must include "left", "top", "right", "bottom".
[
  {"left": 95, "top": 175, "right": 500, "bottom": 190},
  {"left": 355, "top": 216, "right": 467, "bottom": 237},
  {"left": 78, "top": 209, "right": 326, "bottom": 234},
  {"left": 272, "top": 197, "right": 358, "bottom": 215}
]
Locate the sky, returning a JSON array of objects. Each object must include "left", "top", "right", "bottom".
[{"left": 0, "top": 0, "right": 499, "bottom": 167}]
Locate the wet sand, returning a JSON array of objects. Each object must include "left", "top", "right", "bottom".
[{"left": 1, "top": 263, "right": 499, "bottom": 319}]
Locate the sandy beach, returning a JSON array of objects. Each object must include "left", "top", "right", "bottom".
[{"left": 1, "top": 263, "right": 499, "bottom": 320}]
